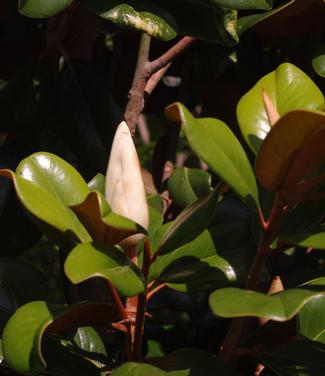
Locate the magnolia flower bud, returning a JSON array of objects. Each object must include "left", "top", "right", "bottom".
[{"left": 105, "top": 121, "right": 149, "bottom": 247}]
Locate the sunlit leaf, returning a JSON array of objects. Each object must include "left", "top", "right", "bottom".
[
  {"left": 65, "top": 242, "right": 145, "bottom": 296},
  {"left": 237, "top": 62, "right": 324, "bottom": 154},
  {"left": 19, "top": 0, "right": 73, "bottom": 18},
  {"left": 79, "top": 1, "right": 176, "bottom": 41},
  {"left": 209, "top": 277, "right": 325, "bottom": 321},
  {"left": 168, "top": 167, "right": 211, "bottom": 208},
  {"left": 166, "top": 102, "right": 259, "bottom": 209}
]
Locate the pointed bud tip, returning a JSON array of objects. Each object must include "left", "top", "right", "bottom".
[{"left": 105, "top": 121, "right": 149, "bottom": 239}]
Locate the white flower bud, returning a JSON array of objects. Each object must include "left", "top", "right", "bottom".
[{"left": 105, "top": 121, "right": 149, "bottom": 246}]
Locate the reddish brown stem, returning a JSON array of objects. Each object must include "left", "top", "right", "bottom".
[
  {"left": 124, "top": 34, "right": 195, "bottom": 134},
  {"left": 219, "top": 194, "right": 285, "bottom": 363},
  {"left": 147, "top": 36, "right": 195, "bottom": 75},
  {"left": 132, "top": 241, "right": 152, "bottom": 360},
  {"left": 107, "top": 281, "right": 127, "bottom": 320}
]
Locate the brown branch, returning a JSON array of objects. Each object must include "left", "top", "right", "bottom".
[
  {"left": 124, "top": 34, "right": 195, "bottom": 134},
  {"left": 132, "top": 241, "right": 151, "bottom": 360},
  {"left": 124, "top": 33, "right": 151, "bottom": 135},
  {"left": 145, "top": 63, "right": 172, "bottom": 95},
  {"left": 147, "top": 36, "right": 195, "bottom": 75}
]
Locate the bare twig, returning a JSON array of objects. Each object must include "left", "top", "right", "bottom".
[{"left": 124, "top": 34, "right": 196, "bottom": 134}]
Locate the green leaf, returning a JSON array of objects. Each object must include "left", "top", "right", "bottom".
[
  {"left": 79, "top": 1, "right": 176, "bottom": 41},
  {"left": 19, "top": 0, "right": 73, "bottom": 18},
  {"left": 2, "top": 301, "right": 118, "bottom": 374},
  {"left": 237, "top": 62, "right": 324, "bottom": 154},
  {"left": 166, "top": 102, "right": 259, "bottom": 210},
  {"left": 157, "top": 187, "right": 220, "bottom": 255},
  {"left": 16, "top": 152, "right": 90, "bottom": 206},
  {"left": 254, "top": 340, "right": 325, "bottom": 376},
  {"left": 88, "top": 173, "right": 105, "bottom": 195},
  {"left": 71, "top": 191, "right": 146, "bottom": 246},
  {"left": 313, "top": 49, "right": 325, "bottom": 78},
  {"left": 236, "top": 0, "right": 295, "bottom": 36},
  {"left": 281, "top": 232, "right": 325, "bottom": 250},
  {"left": 65, "top": 242, "right": 145, "bottom": 296},
  {"left": 208, "top": 0, "right": 272, "bottom": 10},
  {"left": 162, "top": 254, "right": 236, "bottom": 293},
  {"left": 209, "top": 277, "right": 325, "bottom": 321},
  {"left": 299, "top": 295, "right": 325, "bottom": 344},
  {"left": 79, "top": 0, "right": 239, "bottom": 45},
  {"left": 150, "top": 193, "right": 255, "bottom": 288},
  {"left": 42, "top": 337, "right": 103, "bottom": 376},
  {"left": 0, "top": 152, "right": 91, "bottom": 243},
  {"left": 148, "top": 194, "right": 164, "bottom": 213},
  {"left": 168, "top": 167, "right": 211, "bottom": 208},
  {"left": 60, "top": 327, "right": 108, "bottom": 368}
]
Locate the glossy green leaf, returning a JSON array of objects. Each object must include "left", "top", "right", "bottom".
[
  {"left": 2, "top": 301, "right": 118, "bottom": 374},
  {"left": 163, "top": 254, "right": 236, "bottom": 293},
  {"left": 312, "top": 47, "right": 325, "bottom": 78},
  {"left": 0, "top": 172, "right": 91, "bottom": 244},
  {"left": 71, "top": 191, "right": 146, "bottom": 246},
  {"left": 0, "top": 152, "right": 91, "bottom": 243},
  {"left": 209, "top": 277, "right": 325, "bottom": 321},
  {"left": 88, "top": 173, "right": 105, "bottom": 194},
  {"left": 254, "top": 340, "right": 325, "bottom": 376},
  {"left": 16, "top": 152, "right": 90, "bottom": 206},
  {"left": 60, "top": 327, "right": 108, "bottom": 369},
  {"left": 79, "top": 0, "right": 239, "bottom": 45},
  {"left": 166, "top": 102, "right": 259, "bottom": 209},
  {"left": 42, "top": 337, "right": 103, "bottom": 376},
  {"left": 150, "top": 193, "right": 255, "bottom": 288},
  {"left": 79, "top": 1, "right": 176, "bottom": 41},
  {"left": 237, "top": 0, "right": 295, "bottom": 36},
  {"left": 281, "top": 232, "right": 325, "bottom": 250},
  {"left": 237, "top": 62, "right": 324, "bottom": 154},
  {"left": 299, "top": 295, "right": 325, "bottom": 344},
  {"left": 255, "top": 110, "right": 325, "bottom": 191},
  {"left": 19, "top": 0, "right": 73, "bottom": 18},
  {"left": 65, "top": 242, "right": 145, "bottom": 296},
  {"left": 157, "top": 187, "right": 220, "bottom": 255},
  {"left": 168, "top": 167, "right": 211, "bottom": 208},
  {"left": 208, "top": 0, "right": 272, "bottom": 10}
]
